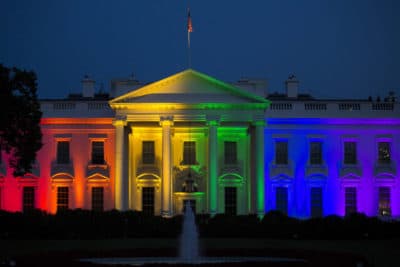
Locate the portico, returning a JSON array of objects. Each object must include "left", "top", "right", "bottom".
[{"left": 109, "top": 69, "right": 270, "bottom": 216}]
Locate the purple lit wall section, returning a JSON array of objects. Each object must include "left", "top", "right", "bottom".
[{"left": 264, "top": 118, "right": 400, "bottom": 218}]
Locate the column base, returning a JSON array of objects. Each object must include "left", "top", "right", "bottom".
[
  {"left": 257, "top": 210, "right": 265, "bottom": 219},
  {"left": 209, "top": 210, "right": 217, "bottom": 217},
  {"left": 161, "top": 210, "right": 172, "bottom": 218}
]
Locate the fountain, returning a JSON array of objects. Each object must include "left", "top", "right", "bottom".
[
  {"left": 81, "top": 205, "right": 305, "bottom": 266},
  {"left": 179, "top": 202, "right": 199, "bottom": 262}
]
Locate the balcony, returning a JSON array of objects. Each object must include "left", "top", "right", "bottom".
[
  {"left": 374, "top": 161, "right": 396, "bottom": 177},
  {"left": 51, "top": 161, "right": 74, "bottom": 179},
  {"left": 305, "top": 164, "right": 328, "bottom": 177},
  {"left": 219, "top": 161, "right": 243, "bottom": 176},
  {"left": 136, "top": 159, "right": 161, "bottom": 177},
  {"left": 270, "top": 162, "right": 294, "bottom": 179},
  {"left": 339, "top": 162, "right": 362, "bottom": 178},
  {"left": 87, "top": 163, "right": 110, "bottom": 178}
]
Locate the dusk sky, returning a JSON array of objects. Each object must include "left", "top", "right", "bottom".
[{"left": 1, "top": 0, "right": 399, "bottom": 99}]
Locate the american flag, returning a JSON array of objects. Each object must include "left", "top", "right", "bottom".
[{"left": 187, "top": 8, "right": 193, "bottom": 33}]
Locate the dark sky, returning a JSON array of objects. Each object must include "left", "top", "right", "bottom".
[{"left": 1, "top": 0, "right": 399, "bottom": 99}]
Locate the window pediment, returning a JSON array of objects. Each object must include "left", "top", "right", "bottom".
[
  {"left": 375, "top": 173, "right": 396, "bottom": 183},
  {"left": 87, "top": 173, "right": 110, "bottom": 183},
  {"left": 340, "top": 173, "right": 361, "bottom": 182},
  {"left": 218, "top": 173, "right": 245, "bottom": 185},
  {"left": 51, "top": 172, "right": 74, "bottom": 182},
  {"left": 306, "top": 165, "right": 328, "bottom": 177},
  {"left": 270, "top": 174, "right": 294, "bottom": 184},
  {"left": 87, "top": 164, "right": 109, "bottom": 178}
]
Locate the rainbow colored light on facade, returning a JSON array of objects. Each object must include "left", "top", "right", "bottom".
[{"left": 0, "top": 69, "right": 398, "bottom": 218}]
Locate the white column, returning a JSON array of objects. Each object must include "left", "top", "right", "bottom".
[
  {"left": 113, "top": 118, "right": 128, "bottom": 211},
  {"left": 160, "top": 116, "right": 173, "bottom": 217},
  {"left": 254, "top": 120, "right": 265, "bottom": 217},
  {"left": 207, "top": 120, "right": 219, "bottom": 216}
]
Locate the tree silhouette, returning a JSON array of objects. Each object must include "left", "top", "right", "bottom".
[{"left": 0, "top": 64, "right": 43, "bottom": 176}]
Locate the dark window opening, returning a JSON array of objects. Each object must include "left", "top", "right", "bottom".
[
  {"left": 92, "top": 187, "right": 104, "bottom": 211},
  {"left": 183, "top": 141, "right": 196, "bottom": 165},
  {"left": 57, "top": 187, "right": 69, "bottom": 212},
  {"left": 276, "top": 187, "right": 288, "bottom": 215},
  {"left": 91, "top": 141, "right": 105, "bottom": 164},
  {"left": 310, "top": 187, "right": 323, "bottom": 217},
  {"left": 344, "top": 142, "right": 357, "bottom": 164},
  {"left": 142, "top": 187, "right": 155, "bottom": 216},
  {"left": 224, "top": 141, "right": 237, "bottom": 164},
  {"left": 57, "top": 141, "right": 70, "bottom": 164},
  {"left": 345, "top": 187, "right": 357, "bottom": 215},
  {"left": 224, "top": 187, "right": 237, "bottom": 215},
  {"left": 276, "top": 141, "right": 288, "bottom": 165},
  {"left": 142, "top": 141, "right": 155, "bottom": 164},
  {"left": 23, "top": 187, "right": 35, "bottom": 212}
]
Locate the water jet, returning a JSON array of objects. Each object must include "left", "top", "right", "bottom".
[{"left": 81, "top": 205, "right": 305, "bottom": 266}]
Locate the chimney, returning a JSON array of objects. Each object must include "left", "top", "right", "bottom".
[
  {"left": 233, "top": 78, "right": 268, "bottom": 97},
  {"left": 82, "top": 74, "right": 95, "bottom": 98},
  {"left": 285, "top": 74, "right": 299, "bottom": 98}
]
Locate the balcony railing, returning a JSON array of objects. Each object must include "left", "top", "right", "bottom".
[{"left": 267, "top": 101, "right": 399, "bottom": 118}]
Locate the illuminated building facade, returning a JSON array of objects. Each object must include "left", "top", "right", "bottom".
[{"left": 0, "top": 69, "right": 399, "bottom": 218}]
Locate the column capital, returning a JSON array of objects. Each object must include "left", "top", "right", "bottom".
[
  {"left": 206, "top": 115, "right": 220, "bottom": 126},
  {"left": 112, "top": 116, "right": 127, "bottom": 127},
  {"left": 160, "top": 116, "right": 174, "bottom": 126},
  {"left": 207, "top": 120, "right": 220, "bottom": 126},
  {"left": 252, "top": 120, "right": 266, "bottom": 127}
]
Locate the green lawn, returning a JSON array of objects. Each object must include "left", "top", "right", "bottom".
[{"left": 0, "top": 238, "right": 398, "bottom": 267}]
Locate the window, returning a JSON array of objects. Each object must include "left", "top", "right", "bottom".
[
  {"left": 378, "top": 187, "right": 391, "bottom": 216},
  {"left": 92, "top": 187, "right": 104, "bottom": 211},
  {"left": 276, "top": 187, "right": 288, "bottom": 215},
  {"left": 23, "top": 187, "right": 35, "bottom": 212},
  {"left": 345, "top": 187, "right": 357, "bottom": 215},
  {"left": 224, "top": 141, "right": 237, "bottom": 164},
  {"left": 57, "top": 141, "right": 70, "bottom": 164},
  {"left": 142, "top": 141, "right": 155, "bottom": 164},
  {"left": 183, "top": 141, "right": 196, "bottom": 165},
  {"left": 224, "top": 187, "right": 237, "bottom": 215},
  {"left": 344, "top": 141, "right": 356, "bottom": 164},
  {"left": 91, "top": 141, "right": 105, "bottom": 164},
  {"left": 57, "top": 187, "right": 69, "bottom": 212},
  {"left": 142, "top": 187, "right": 154, "bottom": 216},
  {"left": 275, "top": 141, "right": 288, "bottom": 165},
  {"left": 310, "top": 187, "right": 323, "bottom": 217},
  {"left": 310, "top": 141, "right": 322, "bottom": 165},
  {"left": 378, "top": 142, "right": 391, "bottom": 164}
]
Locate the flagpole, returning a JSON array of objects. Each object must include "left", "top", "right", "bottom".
[
  {"left": 188, "top": 29, "right": 191, "bottom": 68},
  {"left": 187, "top": 7, "right": 193, "bottom": 68}
]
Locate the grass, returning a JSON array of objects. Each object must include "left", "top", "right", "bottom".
[{"left": 0, "top": 238, "right": 398, "bottom": 267}]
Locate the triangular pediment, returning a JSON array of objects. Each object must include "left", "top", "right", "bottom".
[{"left": 110, "top": 69, "right": 269, "bottom": 109}]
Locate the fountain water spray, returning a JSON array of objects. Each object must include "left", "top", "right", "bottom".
[
  {"left": 179, "top": 202, "right": 199, "bottom": 263},
  {"left": 81, "top": 203, "right": 305, "bottom": 265}
]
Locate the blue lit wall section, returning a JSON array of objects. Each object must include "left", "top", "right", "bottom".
[{"left": 264, "top": 118, "right": 400, "bottom": 218}]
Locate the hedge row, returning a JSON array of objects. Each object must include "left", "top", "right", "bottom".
[{"left": 0, "top": 209, "right": 399, "bottom": 240}]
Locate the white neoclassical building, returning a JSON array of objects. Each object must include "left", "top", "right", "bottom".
[{"left": 0, "top": 69, "right": 399, "bottom": 218}]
